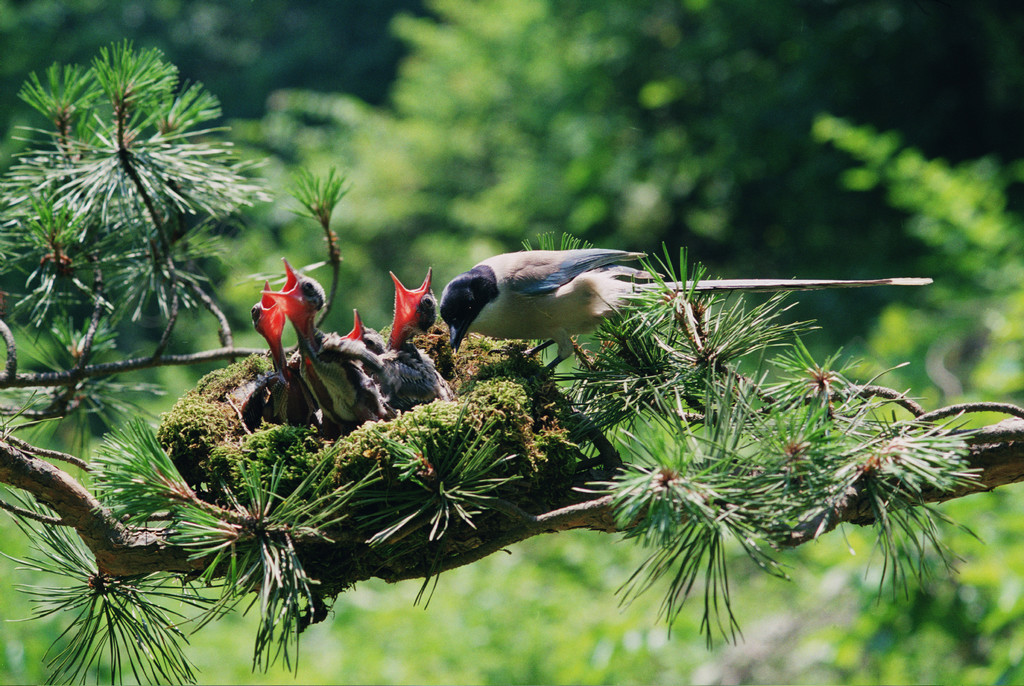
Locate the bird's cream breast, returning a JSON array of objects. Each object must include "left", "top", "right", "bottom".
[{"left": 471, "top": 272, "right": 622, "bottom": 340}]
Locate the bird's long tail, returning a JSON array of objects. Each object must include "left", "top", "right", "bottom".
[
  {"left": 678, "top": 277, "right": 933, "bottom": 292},
  {"left": 605, "top": 265, "right": 932, "bottom": 293}
]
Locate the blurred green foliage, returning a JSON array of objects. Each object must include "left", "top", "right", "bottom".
[
  {"left": 816, "top": 114, "right": 1024, "bottom": 405},
  {"left": 3, "top": 0, "right": 1024, "bottom": 683}
]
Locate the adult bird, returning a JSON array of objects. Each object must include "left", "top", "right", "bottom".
[
  {"left": 378, "top": 269, "right": 454, "bottom": 411},
  {"left": 263, "top": 259, "right": 394, "bottom": 434},
  {"left": 439, "top": 248, "right": 932, "bottom": 367}
]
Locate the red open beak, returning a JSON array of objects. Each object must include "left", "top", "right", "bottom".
[
  {"left": 254, "top": 281, "right": 288, "bottom": 372},
  {"left": 282, "top": 257, "right": 299, "bottom": 292},
  {"left": 389, "top": 268, "right": 432, "bottom": 350},
  {"left": 264, "top": 260, "right": 304, "bottom": 310},
  {"left": 344, "top": 309, "right": 365, "bottom": 342},
  {"left": 262, "top": 260, "right": 315, "bottom": 343},
  {"left": 259, "top": 281, "right": 280, "bottom": 315}
]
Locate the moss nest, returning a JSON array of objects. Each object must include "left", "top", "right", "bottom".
[{"left": 156, "top": 335, "right": 596, "bottom": 591}]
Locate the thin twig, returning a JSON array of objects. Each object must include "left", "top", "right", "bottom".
[
  {"left": 856, "top": 385, "right": 925, "bottom": 416},
  {"left": 917, "top": 402, "right": 1024, "bottom": 424},
  {"left": 570, "top": 411, "right": 622, "bottom": 470},
  {"left": 5, "top": 435, "right": 89, "bottom": 470},
  {"left": 152, "top": 253, "right": 180, "bottom": 359},
  {"left": 118, "top": 144, "right": 164, "bottom": 230},
  {"left": 0, "top": 346, "right": 264, "bottom": 389},
  {"left": 0, "top": 497, "right": 64, "bottom": 525},
  {"left": 73, "top": 265, "right": 106, "bottom": 372},
  {"left": 0, "top": 393, "right": 82, "bottom": 419},
  {"left": 188, "top": 281, "right": 234, "bottom": 348},
  {"left": 316, "top": 217, "right": 342, "bottom": 327}
]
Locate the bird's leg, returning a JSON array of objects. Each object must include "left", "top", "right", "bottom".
[
  {"left": 525, "top": 339, "right": 555, "bottom": 357},
  {"left": 526, "top": 339, "right": 569, "bottom": 370}
]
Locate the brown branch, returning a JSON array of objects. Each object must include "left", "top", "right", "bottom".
[
  {"left": 780, "top": 417, "right": 1024, "bottom": 546},
  {"left": 857, "top": 384, "right": 925, "bottom": 416},
  {"left": 1, "top": 346, "right": 264, "bottom": 389},
  {"left": 0, "top": 395, "right": 1021, "bottom": 585},
  {"left": 917, "top": 402, "right": 1024, "bottom": 424},
  {"left": 5, "top": 435, "right": 89, "bottom": 471},
  {"left": 387, "top": 418, "right": 1024, "bottom": 581},
  {"left": 0, "top": 438, "right": 201, "bottom": 576},
  {"left": 384, "top": 496, "right": 619, "bottom": 583}
]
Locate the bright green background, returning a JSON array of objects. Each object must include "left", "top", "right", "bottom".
[{"left": 2, "top": 0, "right": 1024, "bottom": 682}]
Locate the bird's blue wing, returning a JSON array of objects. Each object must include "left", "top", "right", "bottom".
[{"left": 512, "top": 249, "right": 642, "bottom": 295}]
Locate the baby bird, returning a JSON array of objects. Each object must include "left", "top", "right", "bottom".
[
  {"left": 263, "top": 259, "right": 394, "bottom": 435},
  {"left": 378, "top": 269, "right": 454, "bottom": 412}
]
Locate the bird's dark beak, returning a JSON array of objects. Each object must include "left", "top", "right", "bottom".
[{"left": 448, "top": 323, "right": 466, "bottom": 352}]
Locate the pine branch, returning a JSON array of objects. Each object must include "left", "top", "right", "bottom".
[
  {"left": 6, "top": 416, "right": 1024, "bottom": 583},
  {"left": 856, "top": 384, "right": 926, "bottom": 416},
  {"left": 917, "top": 401, "right": 1024, "bottom": 424},
  {"left": 382, "top": 418, "right": 1024, "bottom": 582},
  {"left": 0, "top": 438, "right": 202, "bottom": 576},
  {"left": 0, "top": 346, "right": 264, "bottom": 389},
  {"left": 5, "top": 434, "right": 89, "bottom": 470}
]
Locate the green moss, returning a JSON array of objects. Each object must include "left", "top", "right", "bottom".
[
  {"left": 329, "top": 373, "right": 584, "bottom": 497},
  {"left": 330, "top": 401, "right": 466, "bottom": 486},
  {"left": 157, "top": 389, "right": 234, "bottom": 490},
  {"left": 207, "top": 424, "right": 325, "bottom": 499},
  {"left": 157, "top": 354, "right": 274, "bottom": 492},
  {"left": 332, "top": 378, "right": 536, "bottom": 481},
  {"left": 532, "top": 428, "right": 580, "bottom": 497},
  {"left": 196, "top": 355, "right": 272, "bottom": 397},
  {"left": 462, "top": 378, "right": 535, "bottom": 475},
  {"left": 448, "top": 330, "right": 518, "bottom": 390},
  {"left": 161, "top": 343, "right": 589, "bottom": 528}
]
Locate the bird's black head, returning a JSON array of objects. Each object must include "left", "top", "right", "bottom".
[{"left": 439, "top": 265, "right": 498, "bottom": 351}]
